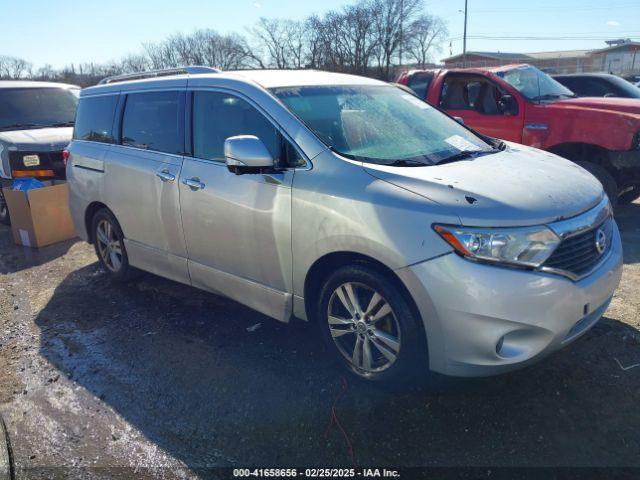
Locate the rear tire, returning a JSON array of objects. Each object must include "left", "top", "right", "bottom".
[
  {"left": 316, "top": 264, "right": 429, "bottom": 384},
  {"left": 576, "top": 161, "right": 618, "bottom": 209},
  {"left": 91, "top": 209, "right": 136, "bottom": 281}
]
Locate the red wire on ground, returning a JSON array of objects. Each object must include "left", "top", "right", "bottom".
[{"left": 324, "top": 376, "right": 357, "bottom": 467}]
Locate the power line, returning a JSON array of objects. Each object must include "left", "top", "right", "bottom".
[
  {"left": 468, "top": 2, "right": 639, "bottom": 13},
  {"left": 448, "top": 35, "right": 640, "bottom": 41}
]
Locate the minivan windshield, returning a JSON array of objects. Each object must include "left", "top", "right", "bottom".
[
  {"left": 0, "top": 88, "right": 78, "bottom": 131},
  {"left": 497, "top": 65, "right": 575, "bottom": 102},
  {"left": 271, "top": 84, "right": 494, "bottom": 165}
]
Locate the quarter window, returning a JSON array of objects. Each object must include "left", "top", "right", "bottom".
[
  {"left": 121, "top": 91, "right": 182, "bottom": 154},
  {"left": 73, "top": 95, "right": 118, "bottom": 143}
]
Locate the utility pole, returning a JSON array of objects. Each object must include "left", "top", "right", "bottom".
[
  {"left": 399, "top": 0, "right": 404, "bottom": 67},
  {"left": 462, "top": 0, "right": 468, "bottom": 67}
]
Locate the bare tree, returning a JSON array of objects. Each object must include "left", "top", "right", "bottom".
[
  {"left": 0, "top": 56, "right": 32, "bottom": 79},
  {"left": 191, "top": 30, "right": 255, "bottom": 70},
  {"left": 144, "top": 30, "right": 255, "bottom": 70},
  {"left": 371, "top": 0, "right": 423, "bottom": 79},
  {"left": 6, "top": 0, "right": 447, "bottom": 86},
  {"left": 343, "top": 2, "right": 379, "bottom": 74},
  {"left": 249, "top": 17, "right": 307, "bottom": 68},
  {"left": 119, "top": 54, "right": 151, "bottom": 73},
  {"left": 404, "top": 15, "right": 447, "bottom": 68}
]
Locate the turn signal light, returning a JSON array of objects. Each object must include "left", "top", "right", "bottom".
[
  {"left": 12, "top": 169, "right": 55, "bottom": 178},
  {"left": 62, "top": 149, "right": 70, "bottom": 166}
]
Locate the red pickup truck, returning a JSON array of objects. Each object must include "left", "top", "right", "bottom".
[{"left": 397, "top": 64, "right": 640, "bottom": 206}]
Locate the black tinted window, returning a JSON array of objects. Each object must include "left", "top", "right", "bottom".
[
  {"left": 193, "top": 91, "right": 279, "bottom": 162},
  {"left": 1, "top": 88, "right": 78, "bottom": 131},
  {"left": 74, "top": 95, "right": 118, "bottom": 143},
  {"left": 406, "top": 73, "right": 433, "bottom": 99},
  {"left": 122, "top": 91, "right": 182, "bottom": 154}
]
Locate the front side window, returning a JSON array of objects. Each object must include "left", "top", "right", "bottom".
[
  {"left": 0, "top": 88, "right": 78, "bottom": 131},
  {"left": 498, "top": 65, "right": 574, "bottom": 102},
  {"left": 192, "top": 91, "right": 280, "bottom": 162},
  {"left": 74, "top": 95, "right": 118, "bottom": 143},
  {"left": 272, "top": 84, "right": 493, "bottom": 166},
  {"left": 583, "top": 79, "right": 614, "bottom": 97},
  {"left": 121, "top": 91, "right": 182, "bottom": 154}
]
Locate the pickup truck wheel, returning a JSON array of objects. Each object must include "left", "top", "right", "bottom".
[
  {"left": 0, "top": 192, "right": 9, "bottom": 226},
  {"left": 0, "top": 202, "right": 11, "bottom": 225},
  {"left": 91, "top": 209, "right": 136, "bottom": 282},
  {"left": 576, "top": 161, "right": 618, "bottom": 209},
  {"left": 618, "top": 185, "right": 640, "bottom": 205},
  {"left": 316, "top": 264, "right": 428, "bottom": 384}
]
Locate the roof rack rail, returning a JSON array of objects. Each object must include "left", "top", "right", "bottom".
[{"left": 98, "top": 66, "right": 220, "bottom": 85}]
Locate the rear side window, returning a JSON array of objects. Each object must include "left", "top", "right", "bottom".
[
  {"left": 74, "top": 95, "right": 118, "bottom": 143},
  {"left": 406, "top": 73, "right": 433, "bottom": 99},
  {"left": 121, "top": 91, "right": 182, "bottom": 154}
]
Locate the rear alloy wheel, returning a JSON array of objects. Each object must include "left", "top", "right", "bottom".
[
  {"left": 317, "top": 264, "right": 428, "bottom": 383},
  {"left": 96, "top": 219, "right": 123, "bottom": 273},
  {"left": 91, "top": 209, "right": 135, "bottom": 281}
]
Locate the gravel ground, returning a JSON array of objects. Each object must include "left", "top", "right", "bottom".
[{"left": 0, "top": 201, "right": 639, "bottom": 479}]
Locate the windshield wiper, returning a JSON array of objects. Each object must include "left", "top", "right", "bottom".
[
  {"left": 532, "top": 93, "right": 575, "bottom": 102},
  {"left": 48, "top": 121, "right": 75, "bottom": 127},
  {"left": 328, "top": 147, "right": 433, "bottom": 166},
  {"left": 383, "top": 158, "right": 431, "bottom": 167},
  {"left": 0, "top": 123, "right": 49, "bottom": 131},
  {"left": 437, "top": 149, "right": 496, "bottom": 165}
]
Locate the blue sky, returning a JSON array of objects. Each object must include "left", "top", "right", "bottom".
[{"left": 2, "top": 0, "right": 639, "bottom": 68}]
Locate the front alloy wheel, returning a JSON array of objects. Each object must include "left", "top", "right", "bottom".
[{"left": 327, "top": 282, "right": 401, "bottom": 373}]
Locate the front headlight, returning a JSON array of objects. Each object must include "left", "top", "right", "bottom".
[{"left": 433, "top": 224, "right": 561, "bottom": 268}]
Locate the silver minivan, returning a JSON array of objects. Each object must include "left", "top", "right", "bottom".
[{"left": 66, "top": 67, "right": 623, "bottom": 382}]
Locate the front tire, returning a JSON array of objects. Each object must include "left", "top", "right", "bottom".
[
  {"left": 316, "top": 264, "right": 428, "bottom": 383},
  {"left": 618, "top": 184, "right": 640, "bottom": 205},
  {"left": 576, "top": 161, "right": 618, "bottom": 209},
  {"left": 91, "top": 209, "right": 135, "bottom": 281}
]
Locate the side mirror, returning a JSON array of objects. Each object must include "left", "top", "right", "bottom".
[
  {"left": 498, "top": 94, "right": 518, "bottom": 115},
  {"left": 224, "top": 135, "right": 274, "bottom": 174},
  {"left": 453, "top": 116, "right": 465, "bottom": 125}
]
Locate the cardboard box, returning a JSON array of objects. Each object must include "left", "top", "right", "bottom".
[{"left": 2, "top": 183, "right": 76, "bottom": 248}]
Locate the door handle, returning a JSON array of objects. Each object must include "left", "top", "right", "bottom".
[
  {"left": 182, "top": 177, "right": 205, "bottom": 190},
  {"left": 156, "top": 169, "right": 176, "bottom": 182}
]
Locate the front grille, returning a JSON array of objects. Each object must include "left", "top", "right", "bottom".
[{"left": 543, "top": 218, "right": 613, "bottom": 278}]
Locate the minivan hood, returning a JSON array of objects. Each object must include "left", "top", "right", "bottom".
[
  {"left": 0, "top": 127, "right": 73, "bottom": 150},
  {"left": 363, "top": 143, "right": 604, "bottom": 227},
  {"left": 552, "top": 97, "right": 640, "bottom": 115}
]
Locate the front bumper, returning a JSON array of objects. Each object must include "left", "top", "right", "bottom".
[{"left": 396, "top": 221, "right": 623, "bottom": 377}]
